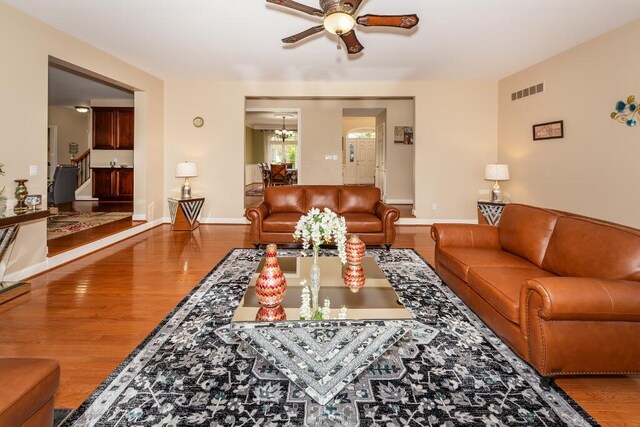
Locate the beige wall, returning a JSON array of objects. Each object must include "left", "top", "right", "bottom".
[
  {"left": 164, "top": 81, "right": 497, "bottom": 221},
  {"left": 48, "top": 106, "right": 90, "bottom": 166},
  {"left": 0, "top": 3, "right": 164, "bottom": 278},
  {"left": 498, "top": 19, "right": 640, "bottom": 228}
]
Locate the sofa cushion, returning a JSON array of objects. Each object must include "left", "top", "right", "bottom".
[
  {"left": 263, "top": 213, "right": 302, "bottom": 233},
  {"left": 438, "top": 247, "right": 535, "bottom": 282},
  {"left": 468, "top": 267, "right": 557, "bottom": 324},
  {"left": 339, "top": 186, "right": 379, "bottom": 214},
  {"left": 542, "top": 216, "right": 640, "bottom": 281},
  {"left": 265, "top": 186, "right": 305, "bottom": 214},
  {"left": 499, "top": 204, "right": 562, "bottom": 267},
  {"left": 304, "top": 186, "right": 340, "bottom": 212},
  {"left": 342, "top": 213, "right": 383, "bottom": 233}
]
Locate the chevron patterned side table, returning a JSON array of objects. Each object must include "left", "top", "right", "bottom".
[
  {"left": 168, "top": 197, "right": 205, "bottom": 231},
  {"left": 477, "top": 200, "right": 508, "bottom": 225}
]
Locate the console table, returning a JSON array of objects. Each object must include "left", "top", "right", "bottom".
[
  {"left": 477, "top": 200, "right": 509, "bottom": 225},
  {"left": 168, "top": 197, "right": 205, "bottom": 231},
  {"left": 0, "top": 210, "right": 50, "bottom": 306}
]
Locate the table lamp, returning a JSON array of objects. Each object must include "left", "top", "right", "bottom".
[
  {"left": 484, "top": 164, "right": 510, "bottom": 202},
  {"left": 176, "top": 161, "right": 198, "bottom": 199}
]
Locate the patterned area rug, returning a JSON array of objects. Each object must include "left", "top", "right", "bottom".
[
  {"left": 245, "top": 186, "right": 264, "bottom": 196},
  {"left": 47, "top": 212, "right": 132, "bottom": 240},
  {"left": 63, "top": 249, "right": 595, "bottom": 427}
]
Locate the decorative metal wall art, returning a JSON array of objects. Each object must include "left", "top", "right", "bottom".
[{"left": 611, "top": 95, "right": 638, "bottom": 127}]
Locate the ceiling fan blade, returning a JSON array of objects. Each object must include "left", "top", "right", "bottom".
[
  {"left": 339, "top": 30, "right": 364, "bottom": 54},
  {"left": 266, "top": 0, "right": 324, "bottom": 17},
  {"left": 341, "top": 0, "right": 364, "bottom": 15},
  {"left": 356, "top": 14, "right": 419, "bottom": 29},
  {"left": 282, "top": 25, "right": 325, "bottom": 43}
]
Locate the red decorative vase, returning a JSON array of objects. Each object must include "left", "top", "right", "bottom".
[
  {"left": 255, "top": 305, "right": 287, "bottom": 322},
  {"left": 346, "top": 235, "right": 366, "bottom": 265},
  {"left": 255, "top": 244, "right": 287, "bottom": 308},
  {"left": 344, "top": 264, "right": 366, "bottom": 293}
]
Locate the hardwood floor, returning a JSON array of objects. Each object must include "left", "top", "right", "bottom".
[{"left": 0, "top": 224, "right": 638, "bottom": 424}]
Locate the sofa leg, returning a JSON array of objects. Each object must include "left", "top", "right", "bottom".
[
  {"left": 539, "top": 376, "right": 554, "bottom": 390},
  {"left": 385, "top": 244, "right": 391, "bottom": 251},
  {"left": 253, "top": 243, "right": 260, "bottom": 249}
]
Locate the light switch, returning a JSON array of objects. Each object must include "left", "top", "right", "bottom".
[{"left": 29, "top": 165, "right": 37, "bottom": 176}]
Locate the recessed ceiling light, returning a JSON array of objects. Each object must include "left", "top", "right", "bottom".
[{"left": 75, "top": 106, "right": 90, "bottom": 113}]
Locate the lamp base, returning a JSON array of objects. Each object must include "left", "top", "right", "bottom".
[
  {"left": 181, "top": 178, "right": 192, "bottom": 199},
  {"left": 490, "top": 182, "right": 502, "bottom": 202}
]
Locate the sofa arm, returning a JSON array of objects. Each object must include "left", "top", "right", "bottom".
[
  {"left": 245, "top": 202, "right": 270, "bottom": 244},
  {"left": 375, "top": 202, "right": 400, "bottom": 245},
  {"left": 522, "top": 277, "right": 640, "bottom": 324},
  {"left": 430, "top": 223, "right": 501, "bottom": 249}
]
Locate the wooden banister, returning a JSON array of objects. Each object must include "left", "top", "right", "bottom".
[{"left": 72, "top": 149, "right": 91, "bottom": 189}]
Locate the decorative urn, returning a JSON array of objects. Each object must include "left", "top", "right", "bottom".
[
  {"left": 345, "top": 235, "right": 366, "bottom": 265},
  {"left": 255, "top": 244, "right": 287, "bottom": 308},
  {"left": 255, "top": 305, "right": 287, "bottom": 322}
]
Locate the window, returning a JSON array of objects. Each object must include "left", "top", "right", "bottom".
[
  {"left": 268, "top": 132, "right": 298, "bottom": 168},
  {"left": 347, "top": 130, "right": 376, "bottom": 139}
]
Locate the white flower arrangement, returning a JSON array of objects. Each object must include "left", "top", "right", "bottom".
[
  {"left": 293, "top": 207, "right": 347, "bottom": 264},
  {"left": 299, "top": 280, "right": 348, "bottom": 321}
]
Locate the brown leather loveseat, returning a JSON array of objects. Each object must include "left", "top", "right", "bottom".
[
  {"left": 0, "top": 358, "right": 60, "bottom": 426},
  {"left": 246, "top": 185, "right": 400, "bottom": 248},
  {"left": 431, "top": 204, "right": 640, "bottom": 380}
]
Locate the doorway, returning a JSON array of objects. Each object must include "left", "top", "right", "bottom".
[
  {"left": 47, "top": 61, "right": 139, "bottom": 256},
  {"left": 344, "top": 129, "right": 375, "bottom": 185}
]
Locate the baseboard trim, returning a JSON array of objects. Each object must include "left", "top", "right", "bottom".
[
  {"left": 75, "top": 196, "right": 98, "bottom": 201},
  {"left": 397, "top": 218, "right": 478, "bottom": 225},
  {"left": 4, "top": 218, "right": 163, "bottom": 282},
  {"left": 386, "top": 199, "right": 414, "bottom": 205},
  {"left": 132, "top": 214, "right": 146, "bottom": 221}
]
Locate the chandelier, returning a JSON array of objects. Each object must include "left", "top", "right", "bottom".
[{"left": 274, "top": 115, "right": 294, "bottom": 142}]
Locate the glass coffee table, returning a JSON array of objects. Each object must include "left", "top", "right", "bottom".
[
  {"left": 228, "top": 255, "right": 425, "bottom": 405},
  {"left": 231, "top": 256, "right": 413, "bottom": 322}
]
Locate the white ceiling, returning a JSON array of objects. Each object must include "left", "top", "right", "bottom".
[
  {"left": 7, "top": 0, "right": 640, "bottom": 81},
  {"left": 49, "top": 66, "right": 133, "bottom": 106}
]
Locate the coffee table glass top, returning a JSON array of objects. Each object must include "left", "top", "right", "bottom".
[{"left": 231, "top": 256, "right": 413, "bottom": 322}]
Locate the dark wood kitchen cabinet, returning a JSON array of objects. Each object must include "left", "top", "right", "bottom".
[
  {"left": 92, "top": 107, "right": 134, "bottom": 150},
  {"left": 92, "top": 168, "right": 134, "bottom": 201}
]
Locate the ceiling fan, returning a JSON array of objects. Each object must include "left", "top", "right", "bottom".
[{"left": 266, "top": 0, "right": 419, "bottom": 54}]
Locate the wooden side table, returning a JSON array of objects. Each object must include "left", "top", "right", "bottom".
[
  {"left": 477, "top": 200, "right": 509, "bottom": 225},
  {"left": 168, "top": 197, "right": 205, "bottom": 231},
  {"left": 1, "top": 210, "right": 50, "bottom": 306}
]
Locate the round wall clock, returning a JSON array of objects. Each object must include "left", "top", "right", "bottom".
[{"left": 193, "top": 116, "right": 204, "bottom": 128}]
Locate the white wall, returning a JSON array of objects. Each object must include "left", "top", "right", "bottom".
[
  {"left": 164, "top": 81, "right": 498, "bottom": 221},
  {"left": 499, "top": 19, "right": 640, "bottom": 228}
]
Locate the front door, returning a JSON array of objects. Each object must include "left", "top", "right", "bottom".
[{"left": 345, "top": 138, "right": 375, "bottom": 184}]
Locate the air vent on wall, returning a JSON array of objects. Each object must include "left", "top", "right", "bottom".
[{"left": 511, "top": 82, "right": 544, "bottom": 101}]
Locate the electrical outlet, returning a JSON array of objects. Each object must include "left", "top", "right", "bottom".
[
  {"left": 29, "top": 165, "right": 37, "bottom": 176},
  {"left": 432, "top": 203, "right": 437, "bottom": 210}
]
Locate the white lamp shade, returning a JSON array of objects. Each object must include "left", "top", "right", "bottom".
[
  {"left": 176, "top": 161, "right": 198, "bottom": 178},
  {"left": 485, "top": 164, "right": 510, "bottom": 181},
  {"left": 323, "top": 12, "right": 355, "bottom": 34}
]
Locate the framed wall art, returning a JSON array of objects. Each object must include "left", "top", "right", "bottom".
[
  {"left": 394, "top": 126, "right": 414, "bottom": 145},
  {"left": 533, "top": 120, "right": 564, "bottom": 141}
]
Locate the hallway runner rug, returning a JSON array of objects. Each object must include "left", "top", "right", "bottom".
[
  {"left": 47, "top": 212, "right": 132, "bottom": 240},
  {"left": 63, "top": 249, "right": 595, "bottom": 427}
]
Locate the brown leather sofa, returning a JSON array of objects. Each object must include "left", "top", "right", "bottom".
[
  {"left": 431, "top": 204, "right": 640, "bottom": 379},
  {"left": 0, "top": 358, "right": 60, "bottom": 426},
  {"left": 246, "top": 185, "right": 400, "bottom": 248}
]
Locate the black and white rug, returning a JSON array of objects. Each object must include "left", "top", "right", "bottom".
[{"left": 63, "top": 249, "right": 595, "bottom": 426}]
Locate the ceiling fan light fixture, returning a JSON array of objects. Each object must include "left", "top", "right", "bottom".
[
  {"left": 74, "top": 106, "right": 90, "bottom": 113},
  {"left": 323, "top": 12, "right": 355, "bottom": 35}
]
